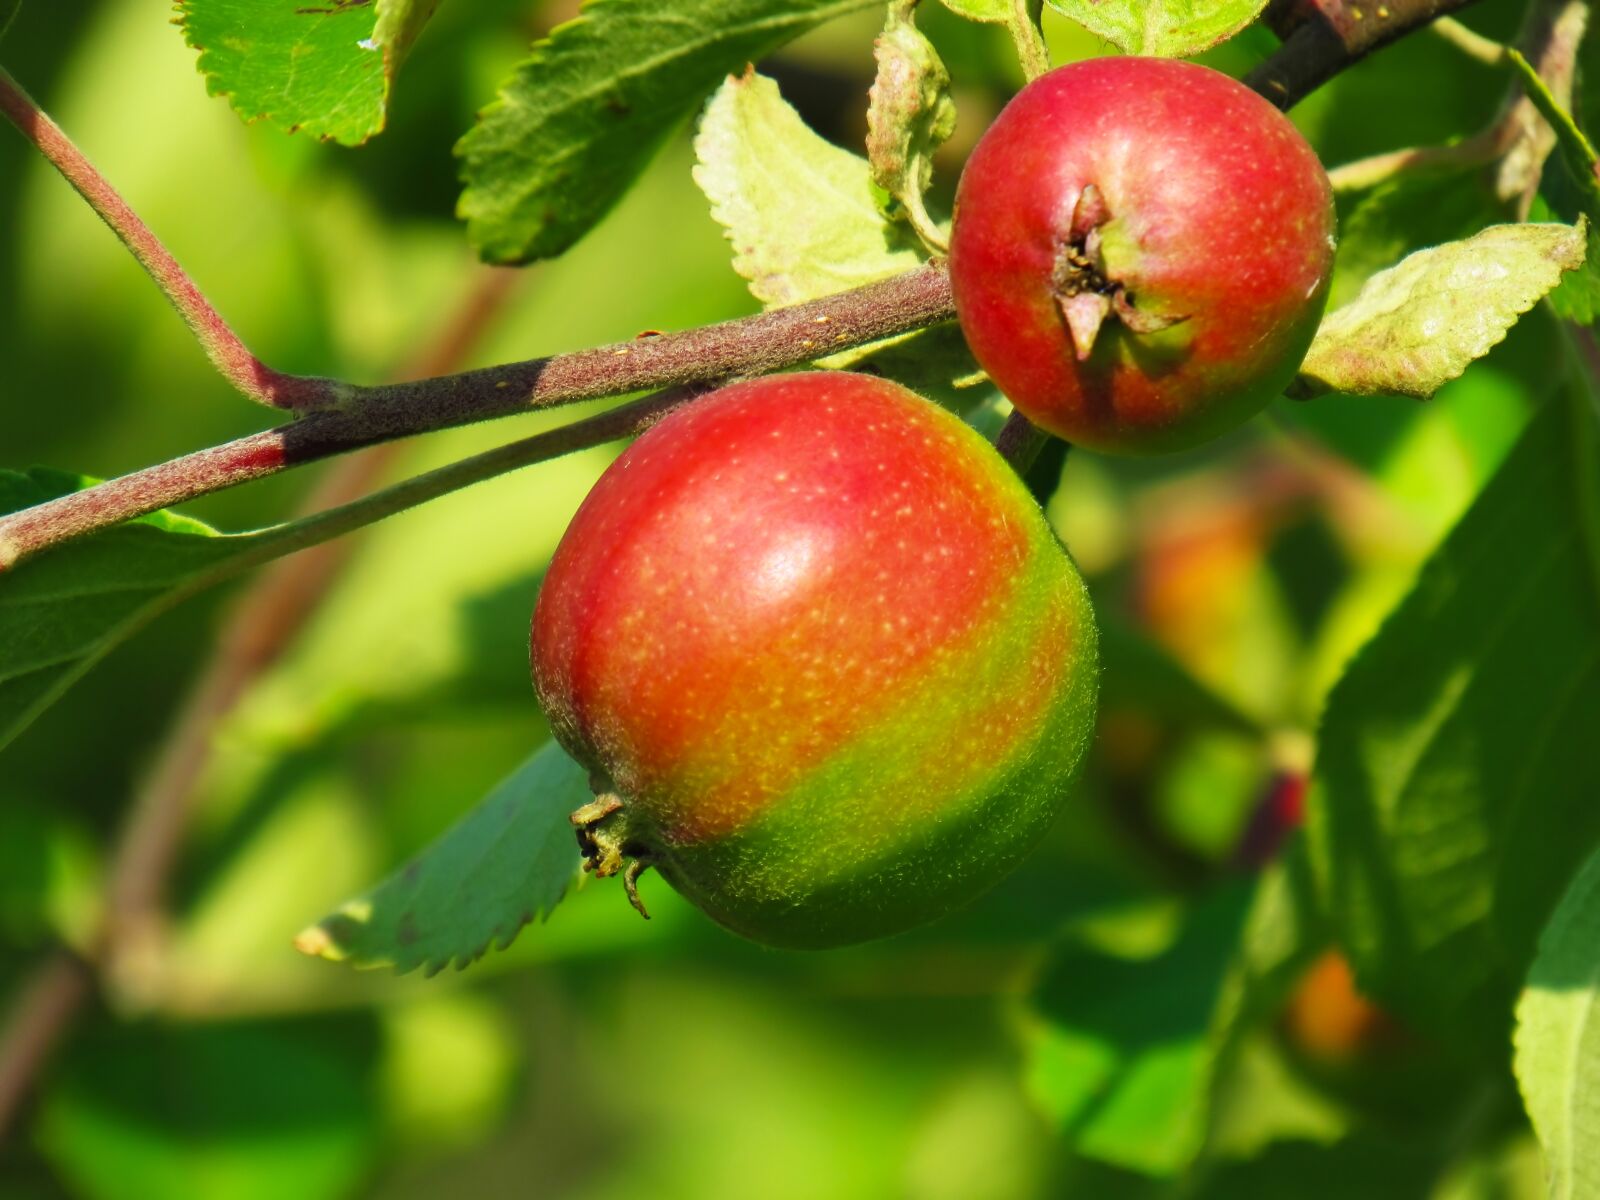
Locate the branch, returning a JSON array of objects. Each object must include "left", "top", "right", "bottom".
[
  {"left": 0, "top": 0, "right": 1491, "bottom": 566},
  {"left": 102, "top": 266, "right": 525, "bottom": 985},
  {"left": 1431, "top": 14, "right": 1509, "bottom": 64},
  {"left": 0, "top": 952, "right": 91, "bottom": 1143},
  {"left": 1247, "top": 0, "right": 1489, "bottom": 109},
  {"left": 0, "top": 67, "right": 334, "bottom": 411},
  {"left": 995, "top": 409, "right": 1049, "bottom": 472},
  {"left": 0, "top": 262, "right": 955, "bottom": 569},
  {"left": 0, "top": 267, "right": 528, "bottom": 1133},
  {"left": 1324, "top": 130, "right": 1504, "bottom": 193},
  {"left": 1490, "top": 0, "right": 1588, "bottom": 216}
]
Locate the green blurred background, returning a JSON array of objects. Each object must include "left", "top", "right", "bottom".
[{"left": 0, "top": 1, "right": 1563, "bottom": 1195}]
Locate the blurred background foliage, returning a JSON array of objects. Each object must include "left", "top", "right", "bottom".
[{"left": 0, "top": 0, "right": 1566, "bottom": 1195}]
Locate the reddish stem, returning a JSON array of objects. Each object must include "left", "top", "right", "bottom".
[
  {"left": 0, "top": 263, "right": 956, "bottom": 568},
  {"left": 0, "top": 953, "right": 91, "bottom": 1144},
  {"left": 0, "top": 67, "right": 334, "bottom": 410}
]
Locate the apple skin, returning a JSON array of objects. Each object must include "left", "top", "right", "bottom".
[
  {"left": 531, "top": 372, "right": 1098, "bottom": 948},
  {"left": 948, "top": 57, "right": 1336, "bottom": 455}
]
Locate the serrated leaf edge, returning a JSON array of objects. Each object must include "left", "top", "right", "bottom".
[{"left": 172, "top": 0, "right": 393, "bottom": 146}]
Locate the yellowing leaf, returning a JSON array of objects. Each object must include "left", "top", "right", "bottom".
[
  {"left": 692, "top": 69, "right": 925, "bottom": 308},
  {"left": 1298, "top": 221, "right": 1587, "bottom": 399}
]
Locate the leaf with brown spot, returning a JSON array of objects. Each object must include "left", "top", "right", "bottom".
[{"left": 296, "top": 740, "right": 588, "bottom": 974}]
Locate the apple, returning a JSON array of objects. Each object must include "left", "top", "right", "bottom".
[
  {"left": 531, "top": 371, "right": 1098, "bottom": 948},
  {"left": 948, "top": 57, "right": 1336, "bottom": 454}
]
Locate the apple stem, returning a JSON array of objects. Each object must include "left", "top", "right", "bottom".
[
  {"left": 1430, "top": 15, "right": 1509, "bottom": 66},
  {"left": 1006, "top": 0, "right": 1051, "bottom": 81},
  {"left": 996, "top": 409, "right": 1050, "bottom": 473}
]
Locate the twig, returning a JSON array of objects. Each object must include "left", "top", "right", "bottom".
[
  {"left": 0, "top": 67, "right": 334, "bottom": 411},
  {"left": 0, "top": 952, "right": 91, "bottom": 1144},
  {"left": 995, "top": 409, "right": 1049, "bottom": 472},
  {"left": 102, "top": 266, "right": 526, "bottom": 982},
  {"left": 0, "top": 262, "right": 956, "bottom": 569},
  {"left": 1490, "top": 0, "right": 1588, "bottom": 216},
  {"left": 0, "top": 267, "right": 526, "bottom": 1136},
  {"left": 1430, "top": 15, "right": 1509, "bottom": 64},
  {"left": 0, "top": 0, "right": 1495, "bottom": 568},
  {"left": 1325, "top": 129, "right": 1504, "bottom": 193},
  {"left": 1246, "top": 0, "right": 1489, "bottom": 110},
  {"left": 0, "top": 0, "right": 1521, "bottom": 1144}
]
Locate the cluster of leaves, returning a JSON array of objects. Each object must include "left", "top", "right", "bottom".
[{"left": 4, "top": 0, "right": 1600, "bottom": 1197}]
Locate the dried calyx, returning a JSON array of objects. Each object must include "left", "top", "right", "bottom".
[
  {"left": 1050, "top": 184, "right": 1185, "bottom": 359},
  {"left": 570, "top": 793, "right": 654, "bottom": 918}
]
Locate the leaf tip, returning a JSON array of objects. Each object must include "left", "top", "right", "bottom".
[{"left": 293, "top": 923, "right": 341, "bottom": 960}]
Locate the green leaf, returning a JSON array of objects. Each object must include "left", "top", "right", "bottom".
[
  {"left": 457, "top": 0, "right": 877, "bottom": 265},
  {"left": 177, "top": 0, "right": 443, "bottom": 146},
  {"left": 1508, "top": 48, "right": 1600, "bottom": 209},
  {"left": 1517, "top": 48, "right": 1600, "bottom": 326},
  {"left": 1097, "top": 617, "right": 1266, "bottom": 738},
  {"left": 37, "top": 1017, "right": 377, "bottom": 1200},
  {"left": 1329, "top": 172, "right": 1501, "bottom": 310},
  {"left": 694, "top": 68, "right": 924, "bottom": 308},
  {"left": 1514, "top": 844, "right": 1600, "bottom": 1200},
  {"left": 1533, "top": 197, "right": 1600, "bottom": 323},
  {"left": 0, "top": 0, "right": 20, "bottom": 42},
  {"left": 935, "top": 0, "right": 1008, "bottom": 20},
  {"left": 1191, "top": 1136, "right": 1446, "bottom": 1200},
  {"left": 1043, "top": 0, "right": 1266, "bottom": 57},
  {"left": 1310, "top": 389, "right": 1600, "bottom": 1039},
  {"left": 0, "top": 469, "right": 241, "bottom": 752},
  {"left": 1023, "top": 883, "right": 1254, "bottom": 1176},
  {"left": 691, "top": 65, "right": 977, "bottom": 402},
  {"left": 295, "top": 739, "right": 587, "bottom": 975},
  {"left": 866, "top": 2, "right": 956, "bottom": 250},
  {"left": 1297, "top": 221, "right": 1587, "bottom": 399}
]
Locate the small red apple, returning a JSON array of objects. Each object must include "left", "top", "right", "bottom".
[
  {"left": 948, "top": 57, "right": 1336, "bottom": 455},
  {"left": 531, "top": 371, "right": 1098, "bottom": 948}
]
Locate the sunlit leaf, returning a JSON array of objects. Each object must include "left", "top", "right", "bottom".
[
  {"left": 1043, "top": 0, "right": 1266, "bottom": 57},
  {"left": 1311, "top": 389, "right": 1600, "bottom": 1040},
  {"left": 457, "top": 0, "right": 876, "bottom": 265},
  {"left": 177, "top": 0, "right": 443, "bottom": 145},
  {"left": 1024, "top": 883, "right": 1254, "bottom": 1176},
  {"left": 1514, "top": 843, "right": 1600, "bottom": 1200},
  {"left": 693, "top": 68, "right": 924, "bottom": 308},
  {"left": 935, "top": 0, "right": 1007, "bottom": 19},
  {"left": 1297, "top": 221, "right": 1586, "bottom": 398},
  {"left": 295, "top": 739, "right": 587, "bottom": 975}
]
